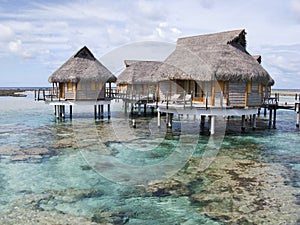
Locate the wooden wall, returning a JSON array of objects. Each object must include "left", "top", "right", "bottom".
[
  {"left": 229, "top": 82, "right": 246, "bottom": 107},
  {"left": 63, "top": 82, "right": 106, "bottom": 100}
]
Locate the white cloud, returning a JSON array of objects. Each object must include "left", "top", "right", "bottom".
[
  {"left": 0, "top": 24, "right": 14, "bottom": 42},
  {"left": 0, "top": 0, "right": 299, "bottom": 88},
  {"left": 290, "top": 0, "right": 300, "bottom": 16}
]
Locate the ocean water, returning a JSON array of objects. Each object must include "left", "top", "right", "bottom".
[{"left": 0, "top": 91, "right": 299, "bottom": 224}]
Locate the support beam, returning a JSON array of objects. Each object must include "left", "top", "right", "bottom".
[
  {"left": 241, "top": 115, "right": 246, "bottom": 132},
  {"left": 268, "top": 108, "right": 272, "bottom": 129},
  {"left": 157, "top": 111, "right": 161, "bottom": 127},
  {"left": 210, "top": 115, "right": 215, "bottom": 135},
  {"left": 107, "top": 104, "right": 111, "bottom": 119},
  {"left": 94, "top": 105, "right": 97, "bottom": 119},
  {"left": 69, "top": 105, "right": 72, "bottom": 119},
  {"left": 100, "top": 105, "right": 104, "bottom": 119},
  {"left": 273, "top": 106, "right": 277, "bottom": 129},
  {"left": 124, "top": 102, "right": 128, "bottom": 114},
  {"left": 98, "top": 105, "right": 101, "bottom": 118},
  {"left": 252, "top": 114, "right": 257, "bottom": 130},
  {"left": 61, "top": 106, "right": 65, "bottom": 118}
]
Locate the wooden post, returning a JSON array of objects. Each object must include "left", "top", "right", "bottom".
[
  {"left": 210, "top": 115, "right": 215, "bottom": 135},
  {"left": 252, "top": 114, "right": 257, "bottom": 130},
  {"left": 100, "top": 105, "right": 104, "bottom": 119},
  {"left": 107, "top": 104, "right": 111, "bottom": 119},
  {"left": 296, "top": 102, "right": 299, "bottom": 128},
  {"left": 167, "top": 113, "right": 172, "bottom": 128},
  {"left": 132, "top": 119, "right": 136, "bottom": 128},
  {"left": 124, "top": 102, "right": 128, "bottom": 114},
  {"left": 268, "top": 108, "right": 272, "bottom": 129},
  {"left": 56, "top": 105, "right": 59, "bottom": 119},
  {"left": 200, "top": 115, "right": 205, "bottom": 128},
  {"left": 273, "top": 106, "right": 277, "bottom": 129},
  {"left": 144, "top": 104, "right": 147, "bottom": 115},
  {"left": 157, "top": 111, "right": 161, "bottom": 127},
  {"left": 62, "top": 105, "right": 65, "bottom": 118},
  {"left": 69, "top": 105, "right": 72, "bottom": 119},
  {"left": 94, "top": 105, "right": 97, "bottom": 119},
  {"left": 241, "top": 115, "right": 246, "bottom": 132},
  {"left": 138, "top": 103, "right": 141, "bottom": 116},
  {"left": 98, "top": 105, "right": 101, "bottom": 118}
]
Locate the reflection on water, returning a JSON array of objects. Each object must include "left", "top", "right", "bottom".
[{"left": 0, "top": 93, "right": 299, "bottom": 224}]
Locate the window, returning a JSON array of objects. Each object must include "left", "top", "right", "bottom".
[{"left": 67, "top": 82, "right": 73, "bottom": 91}]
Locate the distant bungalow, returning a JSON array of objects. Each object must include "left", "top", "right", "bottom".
[
  {"left": 47, "top": 46, "right": 117, "bottom": 119},
  {"left": 117, "top": 29, "right": 275, "bottom": 133}
]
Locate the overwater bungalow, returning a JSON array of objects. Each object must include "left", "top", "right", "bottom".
[
  {"left": 46, "top": 46, "right": 117, "bottom": 119},
  {"left": 117, "top": 29, "right": 275, "bottom": 133}
]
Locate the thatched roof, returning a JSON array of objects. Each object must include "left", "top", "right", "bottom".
[
  {"left": 118, "top": 29, "right": 274, "bottom": 86},
  {"left": 117, "top": 60, "right": 196, "bottom": 84},
  {"left": 48, "top": 46, "right": 117, "bottom": 83},
  {"left": 165, "top": 29, "right": 274, "bottom": 85}
]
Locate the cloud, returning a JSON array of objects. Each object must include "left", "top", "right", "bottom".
[
  {"left": 0, "top": 0, "right": 299, "bottom": 88},
  {"left": 290, "top": 0, "right": 300, "bottom": 19},
  {"left": 0, "top": 24, "right": 14, "bottom": 42}
]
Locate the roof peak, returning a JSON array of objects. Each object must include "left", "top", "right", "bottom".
[{"left": 74, "top": 46, "right": 96, "bottom": 60}]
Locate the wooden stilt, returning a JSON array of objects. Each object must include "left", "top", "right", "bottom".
[
  {"left": 56, "top": 105, "right": 59, "bottom": 119},
  {"left": 210, "top": 115, "right": 215, "bottom": 135},
  {"left": 273, "top": 106, "right": 277, "bottom": 129},
  {"left": 138, "top": 103, "right": 141, "bottom": 116},
  {"left": 94, "top": 105, "right": 97, "bottom": 119},
  {"left": 107, "top": 104, "right": 111, "bottom": 119},
  {"left": 167, "top": 113, "right": 172, "bottom": 128},
  {"left": 100, "top": 105, "right": 104, "bottom": 119},
  {"left": 268, "top": 108, "right": 272, "bottom": 129},
  {"left": 200, "top": 115, "right": 205, "bottom": 130},
  {"left": 157, "top": 111, "right": 161, "bottom": 127},
  {"left": 98, "top": 105, "right": 101, "bottom": 118},
  {"left": 132, "top": 119, "right": 136, "bottom": 128},
  {"left": 241, "top": 115, "right": 246, "bottom": 132},
  {"left": 252, "top": 114, "right": 257, "bottom": 130},
  {"left": 62, "top": 106, "right": 65, "bottom": 118},
  {"left": 124, "top": 102, "right": 128, "bottom": 114},
  {"left": 69, "top": 105, "right": 72, "bottom": 119}
]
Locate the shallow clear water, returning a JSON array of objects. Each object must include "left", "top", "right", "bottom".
[{"left": 0, "top": 92, "right": 299, "bottom": 224}]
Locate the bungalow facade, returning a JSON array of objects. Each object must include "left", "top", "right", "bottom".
[
  {"left": 48, "top": 46, "right": 117, "bottom": 101},
  {"left": 46, "top": 46, "right": 117, "bottom": 119},
  {"left": 117, "top": 29, "right": 274, "bottom": 109}
]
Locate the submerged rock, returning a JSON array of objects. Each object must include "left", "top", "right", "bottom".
[{"left": 0, "top": 144, "right": 21, "bottom": 155}]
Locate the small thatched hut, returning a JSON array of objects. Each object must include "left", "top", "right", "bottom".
[
  {"left": 48, "top": 46, "right": 117, "bottom": 101},
  {"left": 117, "top": 29, "right": 274, "bottom": 108}
]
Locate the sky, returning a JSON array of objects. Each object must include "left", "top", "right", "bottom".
[{"left": 0, "top": 0, "right": 300, "bottom": 88}]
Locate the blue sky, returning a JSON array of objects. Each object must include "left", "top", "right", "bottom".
[{"left": 0, "top": 0, "right": 300, "bottom": 88}]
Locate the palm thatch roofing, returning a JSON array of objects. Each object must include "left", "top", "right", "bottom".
[
  {"left": 48, "top": 46, "right": 117, "bottom": 83},
  {"left": 117, "top": 60, "right": 191, "bottom": 85},
  {"left": 118, "top": 29, "right": 274, "bottom": 86}
]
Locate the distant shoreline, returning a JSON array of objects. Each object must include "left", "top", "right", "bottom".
[{"left": 0, "top": 89, "right": 28, "bottom": 97}]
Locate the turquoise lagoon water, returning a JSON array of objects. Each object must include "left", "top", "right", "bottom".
[{"left": 0, "top": 91, "right": 299, "bottom": 224}]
